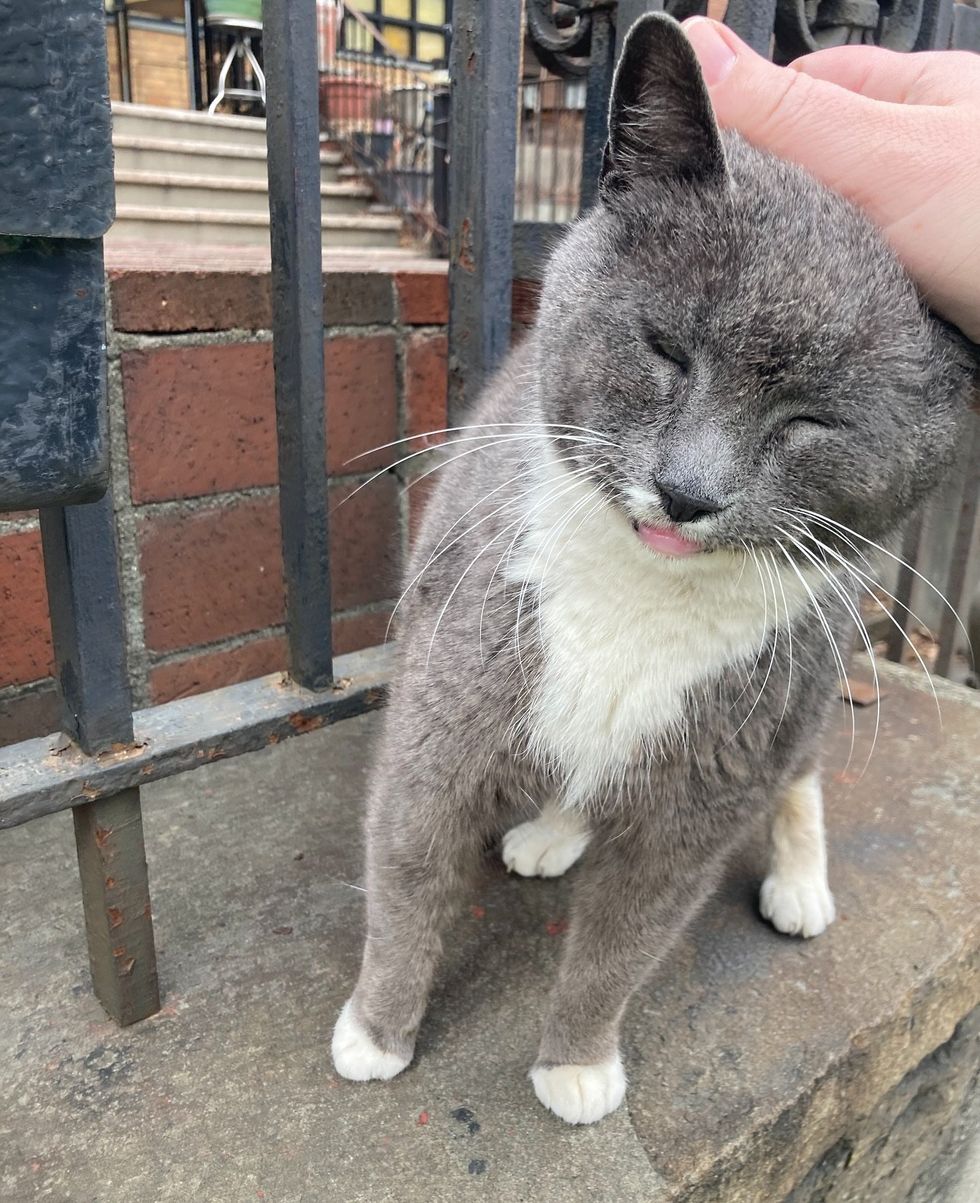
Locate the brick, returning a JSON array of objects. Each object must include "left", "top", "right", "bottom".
[
  {"left": 0, "top": 531, "right": 53, "bottom": 688},
  {"left": 324, "top": 273, "right": 394, "bottom": 326},
  {"left": 328, "top": 475, "right": 401, "bottom": 611},
  {"left": 326, "top": 333, "right": 398, "bottom": 475},
  {"left": 149, "top": 635, "right": 288, "bottom": 704},
  {"left": 110, "top": 270, "right": 274, "bottom": 334},
  {"left": 111, "top": 266, "right": 399, "bottom": 334},
  {"left": 333, "top": 608, "right": 392, "bottom": 656},
  {"left": 140, "top": 480, "right": 400, "bottom": 654},
  {"left": 405, "top": 331, "right": 448, "bottom": 448},
  {"left": 124, "top": 342, "right": 278, "bottom": 503},
  {"left": 147, "top": 607, "right": 391, "bottom": 705},
  {"left": 140, "top": 496, "right": 284, "bottom": 654},
  {"left": 0, "top": 682, "right": 60, "bottom": 748},
  {"left": 395, "top": 267, "right": 449, "bottom": 325},
  {"left": 0, "top": 511, "right": 38, "bottom": 529},
  {"left": 124, "top": 336, "right": 398, "bottom": 503}
]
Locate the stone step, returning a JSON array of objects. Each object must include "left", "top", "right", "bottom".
[
  {"left": 106, "top": 205, "right": 405, "bottom": 249},
  {"left": 112, "top": 135, "right": 343, "bottom": 185},
  {"left": 111, "top": 101, "right": 269, "bottom": 149},
  {"left": 114, "top": 171, "right": 374, "bottom": 218}
]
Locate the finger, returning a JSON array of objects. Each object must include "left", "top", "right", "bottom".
[
  {"left": 680, "top": 18, "right": 942, "bottom": 220},
  {"left": 791, "top": 45, "right": 980, "bottom": 107}
]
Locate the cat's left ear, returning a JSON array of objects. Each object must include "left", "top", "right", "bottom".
[{"left": 600, "top": 13, "right": 728, "bottom": 194}]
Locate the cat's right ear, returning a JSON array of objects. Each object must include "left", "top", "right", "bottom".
[{"left": 600, "top": 13, "right": 728, "bottom": 196}]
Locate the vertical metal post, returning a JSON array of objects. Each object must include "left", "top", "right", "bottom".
[
  {"left": 446, "top": 0, "right": 523, "bottom": 418},
  {"left": 40, "top": 496, "right": 160, "bottom": 1025},
  {"left": 432, "top": 87, "right": 451, "bottom": 257},
  {"left": 262, "top": 0, "right": 333, "bottom": 691},
  {"left": 613, "top": 0, "right": 664, "bottom": 61},
  {"left": 885, "top": 510, "right": 924, "bottom": 664},
  {"left": 185, "top": 0, "right": 206, "bottom": 111},
  {"left": 934, "top": 415, "right": 980, "bottom": 679},
  {"left": 578, "top": 7, "right": 615, "bottom": 213},
  {"left": 725, "top": 0, "right": 779, "bottom": 55},
  {"left": 115, "top": 1, "right": 133, "bottom": 103}
]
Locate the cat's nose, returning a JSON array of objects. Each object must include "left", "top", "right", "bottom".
[{"left": 655, "top": 482, "right": 724, "bottom": 524}]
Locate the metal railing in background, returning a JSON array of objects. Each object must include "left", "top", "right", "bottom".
[
  {"left": 0, "top": 0, "right": 386, "bottom": 1027},
  {"left": 317, "top": 0, "right": 447, "bottom": 242},
  {"left": 515, "top": 76, "right": 587, "bottom": 223}
]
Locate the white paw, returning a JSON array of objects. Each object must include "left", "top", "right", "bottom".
[
  {"left": 502, "top": 818, "right": 590, "bottom": 878},
  {"left": 760, "top": 873, "right": 836, "bottom": 938},
  {"left": 331, "top": 1000, "right": 411, "bottom": 1082},
  {"left": 531, "top": 1057, "right": 627, "bottom": 1124}
]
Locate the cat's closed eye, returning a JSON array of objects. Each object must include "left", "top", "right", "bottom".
[
  {"left": 777, "top": 415, "right": 845, "bottom": 440},
  {"left": 643, "top": 325, "right": 689, "bottom": 373}
]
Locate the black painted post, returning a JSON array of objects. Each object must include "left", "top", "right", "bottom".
[
  {"left": 263, "top": 0, "right": 334, "bottom": 691},
  {"left": 446, "top": 0, "right": 523, "bottom": 419},
  {"left": 185, "top": 0, "right": 206, "bottom": 111},
  {"left": 431, "top": 87, "right": 451, "bottom": 257},
  {"left": 613, "top": 0, "right": 664, "bottom": 60},
  {"left": 40, "top": 498, "right": 161, "bottom": 1025},
  {"left": 725, "top": 0, "right": 778, "bottom": 55},
  {"left": 578, "top": 7, "right": 616, "bottom": 212}
]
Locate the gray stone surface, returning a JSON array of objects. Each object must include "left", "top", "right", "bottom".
[{"left": 1, "top": 660, "right": 978, "bottom": 1202}]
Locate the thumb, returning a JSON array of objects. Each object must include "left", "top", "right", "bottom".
[
  {"left": 680, "top": 17, "right": 939, "bottom": 222},
  {"left": 681, "top": 17, "right": 980, "bottom": 341}
]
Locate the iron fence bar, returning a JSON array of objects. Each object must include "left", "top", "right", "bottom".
[
  {"left": 39, "top": 499, "right": 134, "bottom": 753},
  {"left": 884, "top": 509, "right": 924, "bottom": 664},
  {"left": 432, "top": 87, "right": 451, "bottom": 253},
  {"left": 0, "top": 646, "right": 391, "bottom": 831},
  {"left": 613, "top": 0, "right": 664, "bottom": 61},
  {"left": 263, "top": 0, "right": 334, "bottom": 691},
  {"left": 579, "top": 6, "right": 615, "bottom": 212},
  {"left": 446, "top": 0, "right": 523, "bottom": 418},
  {"left": 39, "top": 496, "right": 161, "bottom": 1025},
  {"left": 952, "top": 2, "right": 980, "bottom": 50},
  {"left": 185, "top": 0, "right": 206, "bottom": 111},
  {"left": 726, "top": 0, "right": 779, "bottom": 55},
  {"left": 934, "top": 413, "right": 980, "bottom": 678}
]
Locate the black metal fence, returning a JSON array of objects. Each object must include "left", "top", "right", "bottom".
[
  {"left": 319, "top": 0, "right": 446, "bottom": 241},
  {"left": 0, "top": 0, "right": 978, "bottom": 1028}
]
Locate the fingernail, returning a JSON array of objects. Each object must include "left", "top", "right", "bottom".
[{"left": 682, "top": 17, "right": 738, "bottom": 87}]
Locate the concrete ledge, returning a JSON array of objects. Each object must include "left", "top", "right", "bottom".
[{"left": 0, "top": 660, "right": 977, "bottom": 1201}]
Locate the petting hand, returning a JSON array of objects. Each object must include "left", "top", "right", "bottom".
[{"left": 682, "top": 16, "right": 980, "bottom": 344}]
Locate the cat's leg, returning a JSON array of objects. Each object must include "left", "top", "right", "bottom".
[
  {"left": 502, "top": 799, "right": 591, "bottom": 878},
  {"left": 531, "top": 814, "right": 732, "bottom": 1124},
  {"left": 759, "top": 770, "right": 836, "bottom": 938},
  {"left": 332, "top": 787, "right": 491, "bottom": 1082}
]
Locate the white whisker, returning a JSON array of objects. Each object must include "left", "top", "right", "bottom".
[{"left": 777, "top": 523, "right": 881, "bottom": 773}]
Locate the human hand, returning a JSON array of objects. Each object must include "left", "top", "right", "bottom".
[{"left": 682, "top": 17, "right": 980, "bottom": 344}]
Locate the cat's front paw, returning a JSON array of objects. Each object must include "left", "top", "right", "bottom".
[
  {"left": 530, "top": 1057, "right": 627, "bottom": 1124},
  {"left": 502, "top": 817, "right": 590, "bottom": 878},
  {"left": 331, "top": 1000, "right": 411, "bottom": 1082},
  {"left": 760, "top": 873, "right": 836, "bottom": 938}
]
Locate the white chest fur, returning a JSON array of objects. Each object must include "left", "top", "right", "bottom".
[{"left": 507, "top": 458, "right": 807, "bottom": 807}]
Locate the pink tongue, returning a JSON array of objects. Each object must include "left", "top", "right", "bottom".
[{"left": 635, "top": 522, "right": 704, "bottom": 557}]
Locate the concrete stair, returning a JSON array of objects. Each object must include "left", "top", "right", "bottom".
[{"left": 108, "top": 102, "right": 406, "bottom": 251}]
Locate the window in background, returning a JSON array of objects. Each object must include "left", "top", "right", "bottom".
[{"left": 347, "top": 0, "right": 449, "bottom": 64}]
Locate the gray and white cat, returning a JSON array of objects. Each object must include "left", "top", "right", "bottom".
[{"left": 331, "top": 14, "right": 973, "bottom": 1124}]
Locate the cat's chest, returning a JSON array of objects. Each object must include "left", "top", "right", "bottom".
[{"left": 508, "top": 494, "right": 781, "bottom": 805}]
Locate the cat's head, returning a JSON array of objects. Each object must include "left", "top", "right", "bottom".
[{"left": 532, "top": 14, "right": 973, "bottom": 564}]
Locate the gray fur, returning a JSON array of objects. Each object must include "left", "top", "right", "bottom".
[{"left": 338, "top": 16, "right": 973, "bottom": 1086}]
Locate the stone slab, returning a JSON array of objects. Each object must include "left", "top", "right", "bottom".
[{"left": 0, "top": 660, "right": 977, "bottom": 1202}]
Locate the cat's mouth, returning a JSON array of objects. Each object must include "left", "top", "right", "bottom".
[{"left": 631, "top": 519, "right": 706, "bottom": 558}]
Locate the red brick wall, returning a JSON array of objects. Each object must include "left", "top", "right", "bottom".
[{"left": 0, "top": 259, "right": 451, "bottom": 746}]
